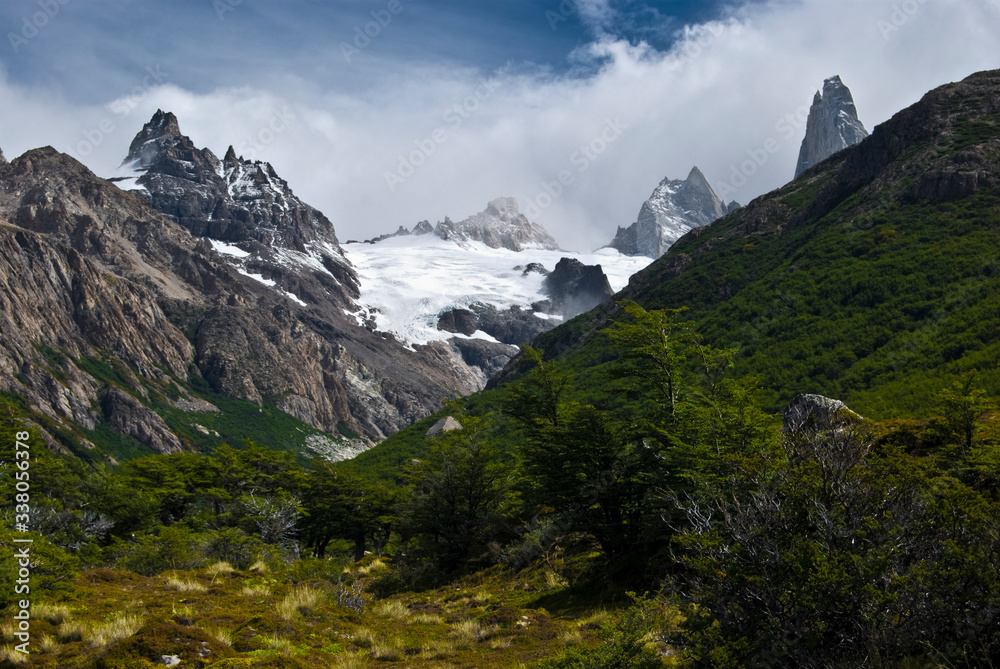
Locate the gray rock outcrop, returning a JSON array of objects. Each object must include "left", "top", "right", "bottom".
[
  {"left": 436, "top": 304, "right": 552, "bottom": 345},
  {"left": 100, "top": 388, "right": 183, "bottom": 454},
  {"left": 783, "top": 394, "right": 863, "bottom": 433},
  {"left": 794, "top": 76, "right": 869, "bottom": 179},
  {"left": 608, "top": 167, "right": 738, "bottom": 258},
  {"left": 426, "top": 416, "right": 463, "bottom": 437},
  {"left": 544, "top": 258, "right": 614, "bottom": 318}
]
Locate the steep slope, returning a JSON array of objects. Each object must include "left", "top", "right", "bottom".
[
  {"left": 794, "top": 75, "right": 869, "bottom": 179},
  {"left": 0, "top": 145, "right": 498, "bottom": 464},
  {"left": 517, "top": 69, "right": 1000, "bottom": 416},
  {"left": 607, "top": 167, "right": 738, "bottom": 258}
]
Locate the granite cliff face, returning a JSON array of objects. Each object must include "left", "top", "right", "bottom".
[
  {"left": 794, "top": 76, "right": 869, "bottom": 179},
  {"left": 608, "top": 167, "right": 738, "bottom": 258},
  {"left": 0, "top": 132, "right": 499, "bottom": 461}
]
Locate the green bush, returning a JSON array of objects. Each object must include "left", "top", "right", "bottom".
[
  {"left": 205, "top": 527, "right": 264, "bottom": 570},
  {"left": 109, "top": 525, "right": 206, "bottom": 576}
]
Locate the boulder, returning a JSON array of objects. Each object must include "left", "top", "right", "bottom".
[
  {"left": 426, "top": 416, "right": 463, "bottom": 437},
  {"left": 783, "top": 393, "right": 862, "bottom": 433}
]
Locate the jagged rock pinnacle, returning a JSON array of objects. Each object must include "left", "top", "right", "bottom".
[
  {"left": 794, "top": 75, "right": 869, "bottom": 179},
  {"left": 607, "top": 166, "right": 738, "bottom": 258},
  {"left": 122, "top": 109, "right": 186, "bottom": 169}
]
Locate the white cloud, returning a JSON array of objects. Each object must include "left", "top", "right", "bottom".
[{"left": 1, "top": 0, "right": 998, "bottom": 252}]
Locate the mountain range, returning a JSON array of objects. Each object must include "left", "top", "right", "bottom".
[
  {"left": 0, "top": 110, "right": 651, "bottom": 462},
  {"left": 6, "top": 68, "right": 991, "bottom": 469}
]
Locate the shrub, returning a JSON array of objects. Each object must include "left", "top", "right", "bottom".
[
  {"left": 205, "top": 528, "right": 264, "bottom": 570},
  {"left": 112, "top": 525, "right": 206, "bottom": 576}
]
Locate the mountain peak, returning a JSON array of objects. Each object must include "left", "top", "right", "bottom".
[
  {"left": 607, "top": 166, "right": 737, "bottom": 258},
  {"left": 686, "top": 165, "right": 709, "bottom": 185},
  {"left": 794, "top": 75, "right": 869, "bottom": 179},
  {"left": 122, "top": 110, "right": 189, "bottom": 170},
  {"left": 0, "top": 146, "right": 6, "bottom": 165},
  {"left": 435, "top": 197, "right": 559, "bottom": 251},
  {"left": 146, "top": 109, "right": 182, "bottom": 137}
]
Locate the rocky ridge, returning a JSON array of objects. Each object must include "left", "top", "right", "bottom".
[
  {"left": 363, "top": 198, "right": 559, "bottom": 252},
  {"left": 0, "top": 133, "right": 503, "bottom": 460},
  {"left": 607, "top": 166, "right": 738, "bottom": 258},
  {"left": 794, "top": 75, "right": 869, "bottom": 179}
]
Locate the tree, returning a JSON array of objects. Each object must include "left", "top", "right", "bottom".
[
  {"left": 301, "top": 463, "right": 397, "bottom": 561},
  {"left": 398, "top": 416, "right": 513, "bottom": 571},
  {"left": 935, "top": 373, "right": 994, "bottom": 452},
  {"left": 673, "top": 416, "right": 1000, "bottom": 667}
]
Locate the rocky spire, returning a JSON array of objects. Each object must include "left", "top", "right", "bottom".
[
  {"left": 0, "top": 146, "right": 6, "bottom": 164},
  {"left": 122, "top": 109, "right": 187, "bottom": 169},
  {"left": 607, "top": 166, "right": 739, "bottom": 258},
  {"left": 794, "top": 75, "right": 869, "bottom": 179}
]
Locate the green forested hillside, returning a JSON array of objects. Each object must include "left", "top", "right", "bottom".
[{"left": 529, "top": 69, "right": 1000, "bottom": 419}]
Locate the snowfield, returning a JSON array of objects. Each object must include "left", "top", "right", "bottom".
[{"left": 342, "top": 235, "right": 652, "bottom": 347}]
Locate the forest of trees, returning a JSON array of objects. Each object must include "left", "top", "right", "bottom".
[{"left": 3, "top": 302, "right": 999, "bottom": 667}]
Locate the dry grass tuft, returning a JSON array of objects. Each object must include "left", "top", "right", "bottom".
[
  {"left": 560, "top": 629, "right": 584, "bottom": 646},
  {"left": 411, "top": 612, "right": 444, "bottom": 625},
  {"left": 206, "top": 561, "right": 235, "bottom": 580},
  {"left": 0, "top": 622, "right": 17, "bottom": 643},
  {"left": 419, "top": 638, "right": 454, "bottom": 660},
  {"left": 452, "top": 618, "right": 499, "bottom": 647},
  {"left": 0, "top": 646, "right": 28, "bottom": 664},
  {"left": 369, "top": 636, "right": 405, "bottom": 661},
  {"left": 261, "top": 633, "right": 294, "bottom": 654},
  {"left": 38, "top": 633, "right": 59, "bottom": 654},
  {"left": 373, "top": 599, "right": 410, "bottom": 620},
  {"left": 241, "top": 583, "right": 271, "bottom": 598},
  {"left": 249, "top": 559, "right": 269, "bottom": 573},
  {"left": 57, "top": 621, "right": 87, "bottom": 643},
  {"left": 352, "top": 628, "right": 376, "bottom": 649},
  {"left": 577, "top": 609, "right": 611, "bottom": 630},
  {"left": 89, "top": 613, "right": 144, "bottom": 647},
  {"left": 329, "top": 653, "right": 370, "bottom": 669},
  {"left": 355, "top": 558, "right": 389, "bottom": 576},
  {"left": 206, "top": 626, "right": 234, "bottom": 647},
  {"left": 33, "top": 603, "right": 73, "bottom": 625},
  {"left": 277, "top": 587, "right": 324, "bottom": 619},
  {"left": 164, "top": 575, "right": 206, "bottom": 592}
]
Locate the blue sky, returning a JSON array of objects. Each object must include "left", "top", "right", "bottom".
[
  {"left": 1, "top": 0, "right": 999, "bottom": 248},
  {"left": 0, "top": 0, "right": 731, "bottom": 101}
]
